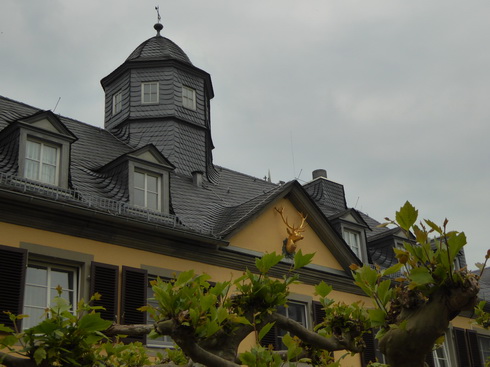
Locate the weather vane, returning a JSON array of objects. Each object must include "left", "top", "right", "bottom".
[{"left": 155, "top": 6, "right": 161, "bottom": 24}]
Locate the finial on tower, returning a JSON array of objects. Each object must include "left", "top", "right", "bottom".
[{"left": 154, "top": 6, "right": 163, "bottom": 36}]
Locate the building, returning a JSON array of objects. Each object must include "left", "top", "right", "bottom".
[{"left": 0, "top": 21, "right": 487, "bottom": 366}]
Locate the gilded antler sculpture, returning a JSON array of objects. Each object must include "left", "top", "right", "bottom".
[{"left": 275, "top": 207, "right": 308, "bottom": 256}]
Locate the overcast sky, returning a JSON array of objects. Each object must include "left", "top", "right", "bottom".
[{"left": 1, "top": 1, "right": 488, "bottom": 270}]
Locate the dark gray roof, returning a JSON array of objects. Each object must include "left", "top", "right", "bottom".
[
  {"left": 303, "top": 177, "right": 347, "bottom": 210},
  {"left": 0, "top": 95, "right": 278, "bottom": 238},
  {"left": 127, "top": 35, "right": 192, "bottom": 65}
]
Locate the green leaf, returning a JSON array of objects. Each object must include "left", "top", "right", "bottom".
[
  {"left": 258, "top": 322, "right": 276, "bottom": 342},
  {"left": 255, "top": 252, "right": 283, "bottom": 274},
  {"left": 368, "top": 308, "right": 386, "bottom": 327},
  {"left": 409, "top": 267, "right": 434, "bottom": 286},
  {"left": 376, "top": 279, "right": 392, "bottom": 307},
  {"left": 33, "top": 347, "right": 47, "bottom": 365},
  {"left": 315, "top": 281, "right": 333, "bottom": 298},
  {"left": 382, "top": 263, "right": 403, "bottom": 277},
  {"left": 293, "top": 249, "right": 315, "bottom": 270},
  {"left": 396, "top": 201, "right": 418, "bottom": 231},
  {"left": 447, "top": 232, "right": 466, "bottom": 262},
  {"left": 174, "top": 270, "right": 195, "bottom": 287},
  {"left": 78, "top": 313, "right": 113, "bottom": 332},
  {"left": 0, "top": 324, "right": 13, "bottom": 333},
  {"left": 424, "top": 219, "right": 442, "bottom": 234}
]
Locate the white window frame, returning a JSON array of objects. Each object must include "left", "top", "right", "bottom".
[
  {"left": 23, "top": 261, "right": 79, "bottom": 329},
  {"left": 479, "top": 334, "right": 490, "bottom": 365},
  {"left": 432, "top": 338, "right": 451, "bottom": 367},
  {"left": 141, "top": 82, "right": 159, "bottom": 104},
  {"left": 182, "top": 85, "right": 196, "bottom": 110},
  {"left": 133, "top": 170, "right": 161, "bottom": 211},
  {"left": 24, "top": 139, "right": 60, "bottom": 186},
  {"left": 343, "top": 229, "right": 361, "bottom": 258},
  {"left": 112, "top": 90, "right": 122, "bottom": 115}
]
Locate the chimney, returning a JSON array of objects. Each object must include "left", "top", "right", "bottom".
[
  {"left": 312, "top": 169, "right": 327, "bottom": 180},
  {"left": 192, "top": 171, "right": 204, "bottom": 187}
]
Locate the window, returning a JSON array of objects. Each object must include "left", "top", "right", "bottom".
[
  {"left": 275, "top": 301, "right": 307, "bottom": 349},
  {"left": 141, "top": 82, "right": 159, "bottom": 104},
  {"left": 113, "top": 91, "right": 122, "bottom": 115},
  {"left": 343, "top": 229, "right": 361, "bottom": 257},
  {"left": 134, "top": 170, "right": 161, "bottom": 211},
  {"left": 23, "top": 262, "right": 78, "bottom": 329},
  {"left": 24, "top": 139, "right": 60, "bottom": 185},
  {"left": 147, "top": 276, "right": 173, "bottom": 347},
  {"left": 182, "top": 86, "right": 196, "bottom": 110},
  {"left": 479, "top": 335, "right": 490, "bottom": 365},
  {"left": 433, "top": 339, "right": 450, "bottom": 367}
]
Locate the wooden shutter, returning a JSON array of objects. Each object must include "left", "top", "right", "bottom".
[
  {"left": 454, "top": 327, "right": 472, "bottom": 367},
  {"left": 90, "top": 262, "right": 119, "bottom": 322},
  {"left": 0, "top": 245, "right": 27, "bottom": 327},
  {"left": 312, "top": 301, "right": 325, "bottom": 326},
  {"left": 467, "top": 330, "right": 483, "bottom": 367},
  {"left": 361, "top": 330, "right": 377, "bottom": 367},
  {"left": 260, "top": 324, "right": 279, "bottom": 350},
  {"left": 121, "top": 267, "right": 147, "bottom": 343}
]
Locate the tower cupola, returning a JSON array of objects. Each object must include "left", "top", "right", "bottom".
[{"left": 100, "top": 21, "right": 217, "bottom": 182}]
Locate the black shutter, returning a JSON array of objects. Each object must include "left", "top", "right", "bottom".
[
  {"left": 425, "top": 350, "right": 435, "bottom": 367},
  {"left": 260, "top": 324, "right": 279, "bottom": 350},
  {"left": 454, "top": 327, "right": 471, "bottom": 367},
  {"left": 467, "top": 330, "right": 483, "bottom": 367},
  {"left": 312, "top": 301, "right": 325, "bottom": 326},
  {"left": 90, "top": 262, "right": 119, "bottom": 322},
  {"left": 0, "top": 245, "right": 27, "bottom": 328},
  {"left": 361, "top": 330, "right": 377, "bottom": 367},
  {"left": 121, "top": 266, "right": 147, "bottom": 343}
]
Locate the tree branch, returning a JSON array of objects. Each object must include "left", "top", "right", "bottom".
[
  {"left": 0, "top": 352, "right": 37, "bottom": 367},
  {"left": 269, "top": 312, "right": 364, "bottom": 353}
]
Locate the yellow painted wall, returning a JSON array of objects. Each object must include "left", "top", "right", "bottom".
[{"left": 229, "top": 198, "right": 344, "bottom": 271}]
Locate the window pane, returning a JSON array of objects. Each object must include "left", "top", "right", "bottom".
[
  {"left": 25, "top": 160, "right": 40, "bottom": 180},
  {"left": 24, "top": 284, "right": 48, "bottom": 307},
  {"left": 23, "top": 306, "right": 46, "bottom": 329},
  {"left": 147, "top": 175, "right": 158, "bottom": 192},
  {"left": 134, "top": 188, "right": 145, "bottom": 207},
  {"left": 41, "top": 164, "right": 56, "bottom": 185},
  {"left": 51, "top": 268, "right": 73, "bottom": 290},
  {"left": 26, "top": 265, "right": 48, "bottom": 285},
  {"left": 43, "top": 145, "right": 57, "bottom": 165},
  {"left": 147, "top": 192, "right": 158, "bottom": 210},
  {"left": 26, "top": 141, "right": 41, "bottom": 160},
  {"left": 134, "top": 172, "right": 145, "bottom": 189}
]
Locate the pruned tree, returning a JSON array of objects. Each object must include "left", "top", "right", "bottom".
[{"left": 0, "top": 202, "right": 485, "bottom": 367}]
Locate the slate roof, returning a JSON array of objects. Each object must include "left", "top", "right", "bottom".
[
  {"left": 0, "top": 95, "right": 278, "bottom": 238},
  {"left": 127, "top": 35, "right": 192, "bottom": 65}
]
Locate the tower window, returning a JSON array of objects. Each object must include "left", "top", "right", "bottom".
[
  {"left": 141, "top": 82, "right": 159, "bottom": 104},
  {"left": 182, "top": 86, "right": 196, "bottom": 110},
  {"left": 113, "top": 91, "right": 122, "bottom": 115}
]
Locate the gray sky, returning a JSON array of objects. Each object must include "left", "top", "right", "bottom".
[{"left": 1, "top": 1, "right": 488, "bottom": 270}]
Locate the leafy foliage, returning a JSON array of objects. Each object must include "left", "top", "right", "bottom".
[
  {"left": 0, "top": 289, "right": 149, "bottom": 367},
  {"left": 352, "top": 201, "right": 478, "bottom": 339}
]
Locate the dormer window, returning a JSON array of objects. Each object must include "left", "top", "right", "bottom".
[
  {"left": 134, "top": 170, "right": 161, "bottom": 211},
  {"left": 10, "top": 111, "right": 77, "bottom": 189},
  {"left": 182, "top": 85, "right": 196, "bottom": 110},
  {"left": 25, "top": 139, "right": 60, "bottom": 185},
  {"left": 112, "top": 91, "right": 122, "bottom": 115},
  {"left": 343, "top": 229, "right": 361, "bottom": 258},
  {"left": 141, "top": 82, "right": 159, "bottom": 104}
]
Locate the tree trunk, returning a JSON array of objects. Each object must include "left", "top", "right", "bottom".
[{"left": 379, "top": 277, "right": 479, "bottom": 367}]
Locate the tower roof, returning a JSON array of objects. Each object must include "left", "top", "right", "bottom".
[{"left": 126, "top": 24, "right": 192, "bottom": 65}]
